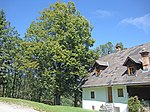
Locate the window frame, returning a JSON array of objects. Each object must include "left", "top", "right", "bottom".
[
  {"left": 91, "top": 91, "right": 95, "bottom": 99},
  {"left": 95, "top": 69, "right": 102, "bottom": 76},
  {"left": 117, "top": 88, "right": 124, "bottom": 97},
  {"left": 128, "top": 66, "right": 136, "bottom": 76}
]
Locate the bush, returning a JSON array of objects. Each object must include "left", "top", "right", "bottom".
[
  {"left": 61, "top": 96, "right": 74, "bottom": 106},
  {"left": 128, "top": 96, "right": 143, "bottom": 112}
]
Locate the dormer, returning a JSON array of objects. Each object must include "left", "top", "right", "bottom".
[
  {"left": 123, "top": 56, "right": 141, "bottom": 76},
  {"left": 92, "top": 60, "right": 108, "bottom": 76}
]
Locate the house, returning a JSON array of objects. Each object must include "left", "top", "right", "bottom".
[{"left": 82, "top": 42, "right": 150, "bottom": 112}]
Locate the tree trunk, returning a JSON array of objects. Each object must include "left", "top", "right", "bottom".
[
  {"left": 2, "top": 84, "right": 5, "bottom": 97},
  {"left": 5, "top": 82, "right": 9, "bottom": 97},
  {"left": 54, "top": 93, "right": 61, "bottom": 105},
  {"left": 16, "top": 78, "right": 22, "bottom": 98},
  {"left": 38, "top": 88, "right": 42, "bottom": 102},
  {"left": 12, "top": 72, "right": 17, "bottom": 98},
  {"left": 74, "top": 75, "right": 78, "bottom": 107},
  {"left": 74, "top": 92, "right": 78, "bottom": 107}
]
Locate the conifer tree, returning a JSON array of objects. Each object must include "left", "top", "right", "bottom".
[{"left": 0, "top": 9, "right": 21, "bottom": 97}]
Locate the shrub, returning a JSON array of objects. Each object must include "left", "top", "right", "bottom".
[{"left": 128, "top": 96, "right": 143, "bottom": 112}]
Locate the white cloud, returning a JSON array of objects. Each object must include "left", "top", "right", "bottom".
[
  {"left": 93, "top": 9, "right": 112, "bottom": 18},
  {"left": 119, "top": 14, "right": 150, "bottom": 33}
]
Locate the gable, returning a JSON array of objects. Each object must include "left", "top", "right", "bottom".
[{"left": 123, "top": 56, "right": 140, "bottom": 66}]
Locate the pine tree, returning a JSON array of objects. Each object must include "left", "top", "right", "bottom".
[{"left": 0, "top": 9, "right": 21, "bottom": 97}]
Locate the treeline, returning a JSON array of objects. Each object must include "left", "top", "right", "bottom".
[
  {"left": 95, "top": 42, "right": 125, "bottom": 57},
  {"left": 0, "top": 2, "right": 99, "bottom": 106}
]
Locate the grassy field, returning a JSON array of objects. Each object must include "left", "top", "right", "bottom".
[{"left": 0, "top": 97, "right": 95, "bottom": 112}]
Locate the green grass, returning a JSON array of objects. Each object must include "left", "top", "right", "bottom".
[{"left": 0, "top": 97, "right": 95, "bottom": 112}]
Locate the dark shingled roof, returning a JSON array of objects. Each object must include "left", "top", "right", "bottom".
[
  {"left": 82, "top": 42, "right": 150, "bottom": 88},
  {"left": 95, "top": 60, "right": 109, "bottom": 67}
]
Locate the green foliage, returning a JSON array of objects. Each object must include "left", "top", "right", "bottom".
[
  {"left": 102, "top": 42, "right": 113, "bottom": 56},
  {"left": 0, "top": 1, "right": 99, "bottom": 106},
  {"left": 128, "top": 96, "right": 143, "bottom": 112},
  {"left": 95, "top": 42, "right": 125, "bottom": 56},
  {"left": 25, "top": 1, "right": 99, "bottom": 105},
  {"left": 0, "top": 9, "right": 22, "bottom": 97},
  {"left": 61, "top": 96, "right": 74, "bottom": 106}
]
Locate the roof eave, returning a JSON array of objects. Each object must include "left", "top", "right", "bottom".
[{"left": 82, "top": 81, "right": 150, "bottom": 88}]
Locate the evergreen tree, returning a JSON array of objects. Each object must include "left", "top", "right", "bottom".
[{"left": 0, "top": 9, "right": 21, "bottom": 97}]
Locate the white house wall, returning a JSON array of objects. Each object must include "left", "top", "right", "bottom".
[
  {"left": 112, "top": 86, "right": 128, "bottom": 103},
  {"left": 82, "top": 87, "right": 107, "bottom": 110},
  {"left": 112, "top": 86, "right": 128, "bottom": 112},
  {"left": 82, "top": 85, "right": 128, "bottom": 112}
]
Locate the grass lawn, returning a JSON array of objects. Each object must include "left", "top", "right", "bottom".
[{"left": 0, "top": 97, "right": 95, "bottom": 112}]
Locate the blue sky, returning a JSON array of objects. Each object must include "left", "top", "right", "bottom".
[{"left": 0, "top": 0, "right": 150, "bottom": 48}]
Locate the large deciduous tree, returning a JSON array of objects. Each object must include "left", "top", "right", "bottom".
[{"left": 25, "top": 2, "right": 99, "bottom": 105}]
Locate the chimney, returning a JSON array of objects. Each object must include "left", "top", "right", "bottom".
[
  {"left": 139, "top": 48, "right": 150, "bottom": 71},
  {"left": 115, "top": 44, "right": 121, "bottom": 52}
]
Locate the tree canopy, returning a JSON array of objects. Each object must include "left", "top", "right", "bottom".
[
  {"left": 95, "top": 42, "right": 125, "bottom": 56},
  {"left": 0, "top": 3, "right": 127, "bottom": 106},
  {"left": 22, "top": 2, "right": 99, "bottom": 105},
  {"left": 0, "top": 9, "right": 22, "bottom": 97}
]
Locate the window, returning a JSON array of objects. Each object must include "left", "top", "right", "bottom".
[
  {"left": 128, "top": 67, "right": 136, "bottom": 76},
  {"left": 91, "top": 91, "right": 95, "bottom": 99},
  {"left": 95, "top": 69, "right": 102, "bottom": 76},
  {"left": 118, "top": 88, "right": 124, "bottom": 97}
]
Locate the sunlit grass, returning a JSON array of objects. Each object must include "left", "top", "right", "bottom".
[{"left": 0, "top": 97, "right": 95, "bottom": 112}]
